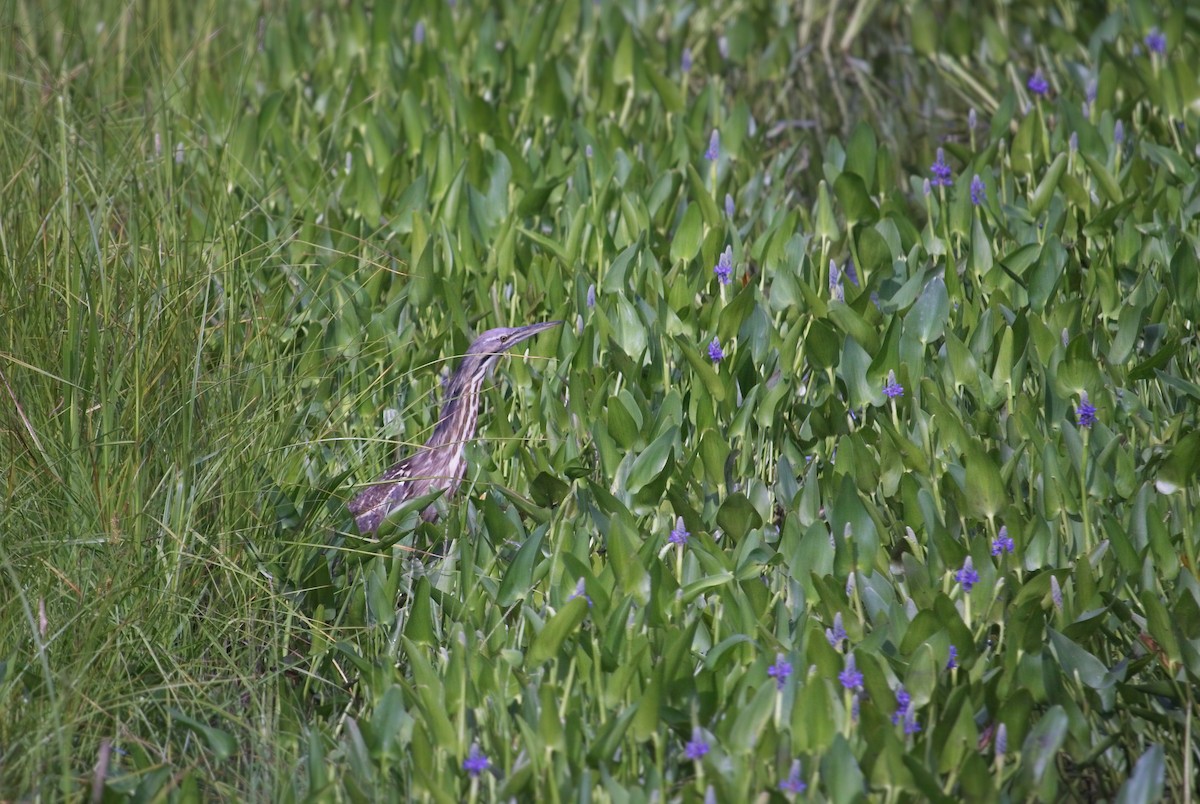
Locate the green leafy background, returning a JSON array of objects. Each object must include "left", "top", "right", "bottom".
[{"left": 2, "top": 0, "right": 1198, "bottom": 800}]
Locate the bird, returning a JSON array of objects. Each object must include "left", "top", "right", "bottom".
[{"left": 348, "top": 321, "right": 561, "bottom": 534}]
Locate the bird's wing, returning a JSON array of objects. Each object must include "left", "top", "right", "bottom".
[{"left": 348, "top": 459, "right": 418, "bottom": 533}]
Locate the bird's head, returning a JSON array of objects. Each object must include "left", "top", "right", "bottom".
[
  {"left": 457, "top": 321, "right": 562, "bottom": 381},
  {"left": 467, "top": 321, "right": 561, "bottom": 359}
]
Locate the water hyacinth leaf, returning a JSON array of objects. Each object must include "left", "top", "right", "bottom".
[
  {"left": 833, "top": 171, "right": 879, "bottom": 226},
  {"left": 963, "top": 447, "right": 1005, "bottom": 520},
  {"left": 969, "top": 215, "right": 992, "bottom": 276},
  {"left": 1029, "top": 237, "right": 1066, "bottom": 313},
  {"left": 675, "top": 335, "right": 727, "bottom": 401},
  {"left": 728, "top": 681, "right": 775, "bottom": 753},
  {"left": 497, "top": 528, "right": 547, "bottom": 607},
  {"left": 645, "top": 65, "right": 684, "bottom": 114},
  {"left": 670, "top": 203, "right": 704, "bottom": 264},
  {"left": 626, "top": 427, "right": 677, "bottom": 495},
  {"left": 530, "top": 471, "right": 571, "bottom": 507},
  {"left": 906, "top": 276, "right": 949, "bottom": 345},
  {"left": 822, "top": 735, "right": 867, "bottom": 802},
  {"left": 404, "top": 577, "right": 437, "bottom": 645},
  {"left": 1029, "top": 153, "right": 1068, "bottom": 217},
  {"left": 1153, "top": 430, "right": 1200, "bottom": 495},
  {"left": 527, "top": 596, "right": 590, "bottom": 666},
  {"left": 815, "top": 180, "right": 838, "bottom": 241},
  {"left": 716, "top": 493, "right": 763, "bottom": 542},
  {"left": 1081, "top": 152, "right": 1123, "bottom": 204},
  {"left": 1114, "top": 745, "right": 1166, "bottom": 804},
  {"left": 1047, "top": 630, "right": 1110, "bottom": 690},
  {"left": 845, "top": 122, "right": 878, "bottom": 192},
  {"left": 685, "top": 164, "right": 723, "bottom": 227}
]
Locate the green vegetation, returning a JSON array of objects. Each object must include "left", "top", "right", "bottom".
[{"left": 2, "top": 0, "right": 1198, "bottom": 800}]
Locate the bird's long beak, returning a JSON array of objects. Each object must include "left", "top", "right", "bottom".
[{"left": 508, "top": 320, "right": 562, "bottom": 347}]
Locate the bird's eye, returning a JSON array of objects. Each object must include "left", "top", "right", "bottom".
[{"left": 500, "top": 335, "right": 509, "bottom": 343}]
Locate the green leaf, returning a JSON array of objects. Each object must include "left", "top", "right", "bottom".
[
  {"left": 1115, "top": 745, "right": 1165, "bottom": 804},
  {"left": 728, "top": 682, "right": 775, "bottom": 753},
  {"left": 1029, "top": 153, "right": 1068, "bottom": 217},
  {"left": 716, "top": 493, "right": 763, "bottom": 542},
  {"left": 497, "top": 529, "right": 546, "bottom": 607},
  {"left": 670, "top": 203, "right": 704, "bottom": 264},
  {"left": 906, "top": 276, "right": 949, "bottom": 345},
  {"left": 1155, "top": 430, "right": 1200, "bottom": 494},
  {"left": 626, "top": 427, "right": 677, "bottom": 495},
  {"left": 527, "top": 597, "right": 589, "bottom": 666}
]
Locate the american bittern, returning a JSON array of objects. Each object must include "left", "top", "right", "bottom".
[{"left": 349, "top": 321, "right": 561, "bottom": 533}]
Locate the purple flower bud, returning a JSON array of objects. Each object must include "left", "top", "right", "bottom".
[
  {"left": 1076, "top": 391, "right": 1097, "bottom": 428},
  {"left": 767, "top": 654, "right": 793, "bottom": 690},
  {"left": 956, "top": 557, "right": 979, "bottom": 592},
  {"left": 714, "top": 245, "right": 733, "bottom": 284},
  {"left": 707, "top": 337, "right": 724, "bottom": 362},
  {"left": 463, "top": 744, "right": 491, "bottom": 777},
  {"left": 923, "top": 177, "right": 932, "bottom": 197},
  {"left": 1069, "top": 131, "right": 1078, "bottom": 153},
  {"left": 724, "top": 193, "right": 735, "bottom": 219},
  {"left": 991, "top": 525, "right": 1015, "bottom": 556},
  {"left": 828, "top": 259, "right": 844, "bottom": 302},
  {"left": 567, "top": 577, "right": 592, "bottom": 607},
  {"left": 681, "top": 47, "right": 693, "bottom": 73},
  {"left": 779, "top": 760, "right": 806, "bottom": 794},
  {"left": 968, "top": 108, "right": 977, "bottom": 131},
  {"left": 946, "top": 645, "right": 958, "bottom": 669},
  {"left": 585, "top": 144, "right": 593, "bottom": 159},
  {"left": 718, "top": 35, "right": 729, "bottom": 60},
  {"left": 414, "top": 21, "right": 425, "bottom": 45},
  {"left": 883, "top": 369, "right": 904, "bottom": 399},
  {"left": 705, "top": 129, "right": 720, "bottom": 161},
  {"left": 1051, "top": 575, "right": 1063, "bottom": 611},
  {"left": 684, "top": 728, "right": 710, "bottom": 760},
  {"left": 1145, "top": 27, "right": 1166, "bottom": 55},
  {"left": 970, "top": 174, "right": 986, "bottom": 206},
  {"left": 996, "top": 723, "right": 1008, "bottom": 757},
  {"left": 825, "top": 611, "right": 847, "bottom": 648},
  {"left": 1114, "top": 120, "right": 1125, "bottom": 145},
  {"left": 1027, "top": 70, "right": 1050, "bottom": 97},
  {"left": 669, "top": 516, "right": 690, "bottom": 545},
  {"left": 929, "top": 147, "right": 953, "bottom": 187},
  {"left": 838, "top": 652, "right": 864, "bottom": 690}
]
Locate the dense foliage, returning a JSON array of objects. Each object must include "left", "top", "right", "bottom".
[{"left": 2, "top": 0, "right": 1198, "bottom": 800}]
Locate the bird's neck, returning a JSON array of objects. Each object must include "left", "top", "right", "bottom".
[{"left": 427, "top": 372, "right": 485, "bottom": 451}]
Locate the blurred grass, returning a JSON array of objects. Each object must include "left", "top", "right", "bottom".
[{"left": 3, "top": 0, "right": 1199, "bottom": 800}]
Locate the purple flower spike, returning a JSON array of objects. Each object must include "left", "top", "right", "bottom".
[
  {"left": 956, "top": 557, "right": 979, "bottom": 592},
  {"left": 1076, "top": 392, "right": 1096, "bottom": 428},
  {"left": 825, "top": 611, "right": 848, "bottom": 649},
  {"left": 684, "top": 728, "right": 710, "bottom": 760},
  {"left": 883, "top": 369, "right": 904, "bottom": 399},
  {"left": 970, "top": 174, "right": 986, "bottom": 206},
  {"left": 891, "top": 685, "right": 911, "bottom": 725},
  {"left": 669, "top": 516, "right": 690, "bottom": 546},
  {"left": 779, "top": 759, "right": 806, "bottom": 794},
  {"left": 1027, "top": 70, "right": 1050, "bottom": 96},
  {"left": 930, "top": 147, "right": 953, "bottom": 187},
  {"left": 714, "top": 245, "right": 733, "bottom": 284},
  {"left": 463, "top": 744, "right": 491, "bottom": 778},
  {"left": 1145, "top": 28, "right": 1166, "bottom": 55},
  {"left": 996, "top": 723, "right": 1008, "bottom": 757},
  {"left": 838, "top": 652, "right": 864, "bottom": 690},
  {"left": 567, "top": 577, "right": 592, "bottom": 607},
  {"left": 707, "top": 337, "right": 724, "bottom": 362},
  {"left": 705, "top": 129, "right": 720, "bottom": 161},
  {"left": 768, "top": 654, "right": 793, "bottom": 690},
  {"left": 946, "top": 645, "right": 958, "bottom": 669},
  {"left": 991, "top": 525, "right": 1015, "bottom": 556}
]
